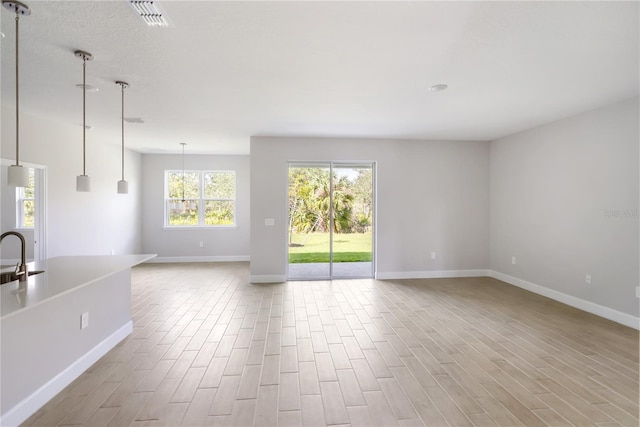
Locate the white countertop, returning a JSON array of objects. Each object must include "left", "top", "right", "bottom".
[{"left": 1, "top": 254, "right": 156, "bottom": 319}]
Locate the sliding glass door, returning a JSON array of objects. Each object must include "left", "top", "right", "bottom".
[
  {"left": 288, "top": 162, "right": 374, "bottom": 280},
  {"left": 288, "top": 163, "right": 332, "bottom": 279}
]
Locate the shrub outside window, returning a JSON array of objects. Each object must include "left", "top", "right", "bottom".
[{"left": 166, "top": 170, "right": 235, "bottom": 227}]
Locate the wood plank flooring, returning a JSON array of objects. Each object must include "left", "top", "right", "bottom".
[{"left": 23, "top": 262, "right": 639, "bottom": 426}]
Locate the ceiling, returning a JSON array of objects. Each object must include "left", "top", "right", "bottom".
[{"left": 1, "top": 1, "right": 638, "bottom": 155}]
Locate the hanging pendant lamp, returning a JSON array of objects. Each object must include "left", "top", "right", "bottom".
[
  {"left": 4, "top": 0, "right": 31, "bottom": 187},
  {"left": 116, "top": 81, "right": 129, "bottom": 194},
  {"left": 75, "top": 50, "right": 93, "bottom": 192}
]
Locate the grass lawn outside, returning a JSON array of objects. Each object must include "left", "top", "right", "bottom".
[{"left": 288, "top": 232, "right": 372, "bottom": 263}]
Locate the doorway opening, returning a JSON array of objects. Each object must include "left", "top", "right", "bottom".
[{"left": 287, "top": 162, "right": 374, "bottom": 280}]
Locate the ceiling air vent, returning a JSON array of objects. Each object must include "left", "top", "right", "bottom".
[{"left": 129, "top": 1, "right": 169, "bottom": 27}]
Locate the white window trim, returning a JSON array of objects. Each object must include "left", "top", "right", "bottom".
[
  {"left": 164, "top": 170, "right": 237, "bottom": 228},
  {"left": 16, "top": 170, "right": 35, "bottom": 229}
]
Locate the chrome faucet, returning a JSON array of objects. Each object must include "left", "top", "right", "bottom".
[{"left": 0, "top": 231, "right": 28, "bottom": 281}]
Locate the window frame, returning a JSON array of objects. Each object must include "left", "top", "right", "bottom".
[
  {"left": 16, "top": 168, "right": 35, "bottom": 229},
  {"left": 164, "top": 169, "right": 236, "bottom": 228}
]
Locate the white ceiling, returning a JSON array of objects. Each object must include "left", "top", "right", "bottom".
[{"left": 1, "top": 1, "right": 638, "bottom": 155}]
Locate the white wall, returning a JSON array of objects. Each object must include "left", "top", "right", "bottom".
[
  {"left": 490, "top": 97, "right": 639, "bottom": 318},
  {"left": 141, "top": 154, "right": 250, "bottom": 260},
  {"left": 1, "top": 107, "right": 142, "bottom": 257},
  {"left": 250, "top": 137, "right": 490, "bottom": 281}
]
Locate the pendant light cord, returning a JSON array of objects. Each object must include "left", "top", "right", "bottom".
[
  {"left": 82, "top": 58, "right": 87, "bottom": 175},
  {"left": 14, "top": 13, "right": 20, "bottom": 167},
  {"left": 121, "top": 84, "right": 125, "bottom": 181}
]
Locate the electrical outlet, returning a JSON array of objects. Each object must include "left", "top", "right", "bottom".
[
  {"left": 80, "top": 312, "right": 89, "bottom": 329},
  {"left": 110, "top": 249, "right": 115, "bottom": 255},
  {"left": 585, "top": 274, "right": 591, "bottom": 284},
  {"left": 199, "top": 241, "right": 204, "bottom": 248},
  {"left": 511, "top": 256, "right": 516, "bottom": 265},
  {"left": 635, "top": 286, "right": 640, "bottom": 298},
  {"left": 430, "top": 252, "right": 436, "bottom": 260}
]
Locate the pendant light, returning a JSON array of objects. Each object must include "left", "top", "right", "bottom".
[
  {"left": 3, "top": 0, "right": 31, "bottom": 187},
  {"left": 116, "top": 81, "right": 129, "bottom": 194},
  {"left": 75, "top": 50, "right": 93, "bottom": 192}
]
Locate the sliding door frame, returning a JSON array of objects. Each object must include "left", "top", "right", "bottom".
[{"left": 286, "top": 161, "right": 376, "bottom": 280}]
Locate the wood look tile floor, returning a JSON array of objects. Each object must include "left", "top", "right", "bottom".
[{"left": 23, "top": 262, "right": 639, "bottom": 427}]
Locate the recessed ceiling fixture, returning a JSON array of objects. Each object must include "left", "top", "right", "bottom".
[
  {"left": 4, "top": 0, "right": 31, "bottom": 188},
  {"left": 129, "top": 1, "right": 169, "bottom": 27},
  {"left": 116, "top": 81, "right": 129, "bottom": 194},
  {"left": 124, "top": 117, "right": 144, "bottom": 124},
  {"left": 428, "top": 84, "right": 448, "bottom": 92},
  {"left": 75, "top": 49, "right": 93, "bottom": 192},
  {"left": 76, "top": 83, "right": 99, "bottom": 92}
]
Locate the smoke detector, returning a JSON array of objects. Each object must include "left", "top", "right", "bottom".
[
  {"left": 427, "top": 84, "right": 448, "bottom": 93},
  {"left": 76, "top": 83, "right": 99, "bottom": 92}
]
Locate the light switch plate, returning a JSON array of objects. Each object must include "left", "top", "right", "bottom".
[{"left": 265, "top": 218, "right": 275, "bottom": 226}]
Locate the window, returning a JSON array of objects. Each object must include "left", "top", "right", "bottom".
[
  {"left": 165, "top": 170, "right": 236, "bottom": 227},
  {"left": 16, "top": 168, "right": 35, "bottom": 228}
]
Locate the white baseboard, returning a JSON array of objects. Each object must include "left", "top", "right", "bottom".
[
  {"left": 250, "top": 275, "right": 287, "bottom": 283},
  {"left": 490, "top": 270, "right": 639, "bottom": 330},
  {"left": 146, "top": 255, "right": 250, "bottom": 263},
  {"left": 0, "top": 321, "right": 133, "bottom": 427},
  {"left": 376, "top": 269, "right": 490, "bottom": 280}
]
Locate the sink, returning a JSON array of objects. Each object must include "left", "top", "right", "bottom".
[{"left": 0, "top": 270, "right": 45, "bottom": 285}]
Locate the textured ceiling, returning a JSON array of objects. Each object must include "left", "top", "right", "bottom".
[{"left": 1, "top": 1, "right": 638, "bottom": 154}]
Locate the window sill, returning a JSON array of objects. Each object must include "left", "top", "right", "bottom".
[{"left": 162, "top": 226, "right": 238, "bottom": 230}]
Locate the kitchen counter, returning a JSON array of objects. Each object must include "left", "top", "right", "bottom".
[
  {"left": 1, "top": 254, "right": 156, "bottom": 319},
  {"left": 1, "top": 254, "right": 156, "bottom": 426}
]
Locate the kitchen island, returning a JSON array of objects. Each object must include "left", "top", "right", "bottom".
[{"left": 0, "top": 254, "right": 156, "bottom": 426}]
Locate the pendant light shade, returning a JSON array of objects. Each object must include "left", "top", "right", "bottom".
[
  {"left": 75, "top": 50, "right": 93, "bottom": 192},
  {"left": 8, "top": 165, "right": 29, "bottom": 186},
  {"left": 4, "top": 0, "right": 31, "bottom": 187},
  {"left": 76, "top": 174, "right": 90, "bottom": 192},
  {"left": 116, "top": 81, "right": 129, "bottom": 194},
  {"left": 117, "top": 180, "right": 128, "bottom": 194}
]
